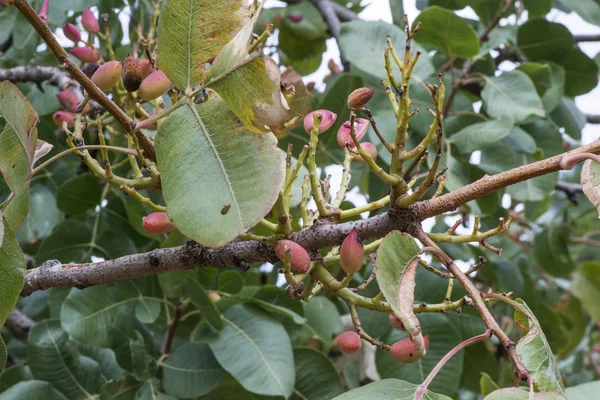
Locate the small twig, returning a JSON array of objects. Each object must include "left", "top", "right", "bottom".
[{"left": 349, "top": 304, "right": 390, "bottom": 350}]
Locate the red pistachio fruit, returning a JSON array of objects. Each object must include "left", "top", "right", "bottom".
[
  {"left": 389, "top": 334, "right": 430, "bottom": 363},
  {"left": 139, "top": 59, "right": 153, "bottom": 78},
  {"left": 82, "top": 8, "right": 99, "bottom": 34},
  {"left": 351, "top": 142, "right": 378, "bottom": 163},
  {"left": 336, "top": 118, "right": 369, "bottom": 148},
  {"left": 52, "top": 111, "right": 74, "bottom": 127},
  {"left": 138, "top": 70, "right": 172, "bottom": 101},
  {"left": 275, "top": 239, "right": 311, "bottom": 273},
  {"left": 56, "top": 90, "right": 80, "bottom": 113},
  {"left": 71, "top": 47, "right": 98, "bottom": 63},
  {"left": 303, "top": 109, "right": 338, "bottom": 134},
  {"left": 336, "top": 331, "right": 362, "bottom": 354},
  {"left": 389, "top": 314, "right": 406, "bottom": 331},
  {"left": 340, "top": 227, "right": 364, "bottom": 274},
  {"left": 63, "top": 23, "right": 81, "bottom": 43},
  {"left": 142, "top": 212, "right": 176, "bottom": 235},
  {"left": 91, "top": 60, "right": 122, "bottom": 92},
  {"left": 288, "top": 13, "right": 303, "bottom": 23}
]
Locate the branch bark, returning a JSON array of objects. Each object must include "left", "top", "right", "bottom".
[
  {"left": 587, "top": 114, "right": 600, "bottom": 124},
  {"left": 418, "top": 139, "right": 600, "bottom": 219},
  {"left": 0, "top": 65, "right": 78, "bottom": 90},
  {"left": 4, "top": 309, "right": 35, "bottom": 341},
  {"left": 574, "top": 34, "right": 600, "bottom": 42}
]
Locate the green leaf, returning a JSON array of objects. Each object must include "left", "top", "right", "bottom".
[
  {"left": 27, "top": 320, "right": 101, "bottom": 398},
  {"left": 339, "top": 20, "right": 434, "bottom": 84},
  {"left": 209, "top": 57, "right": 292, "bottom": 134},
  {"left": 207, "top": 304, "right": 295, "bottom": 397},
  {"left": 188, "top": 277, "right": 224, "bottom": 330},
  {"left": 35, "top": 219, "right": 92, "bottom": 263},
  {"left": 15, "top": 184, "right": 62, "bottom": 243},
  {"left": 0, "top": 336, "right": 5, "bottom": 377},
  {"left": 291, "top": 348, "right": 343, "bottom": 400},
  {"left": 559, "top": 47, "right": 599, "bottom": 97},
  {"left": 0, "top": 381, "right": 68, "bottom": 400},
  {"left": 0, "top": 214, "right": 25, "bottom": 327},
  {"left": 571, "top": 262, "right": 600, "bottom": 321},
  {"left": 516, "top": 61, "right": 565, "bottom": 112},
  {"left": 447, "top": 115, "right": 514, "bottom": 153},
  {"left": 61, "top": 278, "right": 162, "bottom": 347},
  {"left": 163, "top": 342, "right": 225, "bottom": 398},
  {"left": 518, "top": 20, "right": 574, "bottom": 62},
  {"left": 220, "top": 295, "right": 306, "bottom": 325},
  {"left": 78, "top": 344, "right": 125, "bottom": 382},
  {"left": 303, "top": 296, "right": 343, "bottom": 353},
  {"left": 582, "top": 159, "right": 600, "bottom": 217},
  {"left": 502, "top": 127, "right": 537, "bottom": 154},
  {"left": 56, "top": 173, "right": 102, "bottom": 216},
  {"left": 481, "top": 71, "right": 545, "bottom": 123},
  {"left": 0, "top": 81, "right": 39, "bottom": 229},
  {"left": 551, "top": 97, "right": 586, "bottom": 140},
  {"left": 559, "top": 0, "right": 600, "bottom": 27},
  {"left": 155, "top": 99, "right": 284, "bottom": 247},
  {"left": 0, "top": 365, "right": 33, "bottom": 393},
  {"left": 533, "top": 225, "right": 574, "bottom": 278},
  {"left": 565, "top": 381, "right": 600, "bottom": 399},
  {"left": 282, "top": 3, "right": 328, "bottom": 40},
  {"left": 513, "top": 299, "right": 565, "bottom": 395},
  {"left": 376, "top": 231, "right": 425, "bottom": 353},
  {"left": 523, "top": 0, "right": 552, "bottom": 16},
  {"left": 157, "top": 0, "right": 252, "bottom": 90},
  {"left": 413, "top": 6, "right": 479, "bottom": 58},
  {"left": 483, "top": 388, "right": 566, "bottom": 399},
  {"left": 376, "top": 314, "right": 463, "bottom": 397},
  {"left": 218, "top": 270, "right": 244, "bottom": 294},
  {"left": 333, "top": 378, "right": 452, "bottom": 400},
  {"left": 480, "top": 372, "right": 499, "bottom": 396}
]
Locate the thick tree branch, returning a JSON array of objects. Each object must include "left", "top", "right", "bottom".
[
  {"left": 574, "top": 34, "right": 600, "bottom": 42},
  {"left": 4, "top": 309, "right": 35, "bottom": 341},
  {"left": 310, "top": 0, "right": 350, "bottom": 70},
  {"left": 283, "top": 0, "right": 357, "bottom": 21},
  {"left": 13, "top": 0, "right": 156, "bottom": 162},
  {"left": 587, "top": 114, "right": 600, "bottom": 124},
  {"left": 0, "top": 65, "right": 78, "bottom": 90},
  {"left": 419, "top": 139, "right": 600, "bottom": 219},
  {"left": 22, "top": 207, "right": 419, "bottom": 296}
]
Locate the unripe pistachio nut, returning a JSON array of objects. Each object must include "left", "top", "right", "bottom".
[
  {"left": 122, "top": 56, "right": 143, "bottom": 92},
  {"left": 142, "top": 212, "right": 176, "bottom": 234},
  {"left": 82, "top": 8, "right": 99, "bottom": 34},
  {"left": 71, "top": 47, "right": 98, "bottom": 63},
  {"left": 389, "top": 334, "right": 430, "bottom": 363},
  {"left": 336, "top": 331, "right": 362, "bottom": 354},
  {"left": 91, "top": 60, "right": 122, "bottom": 92},
  {"left": 275, "top": 239, "right": 311, "bottom": 273},
  {"left": 347, "top": 87, "right": 374, "bottom": 109},
  {"left": 337, "top": 118, "right": 369, "bottom": 148},
  {"left": 340, "top": 227, "right": 364, "bottom": 274},
  {"left": 63, "top": 23, "right": 81, "bottom": 43},
  {"left": 351, "top": 142, "right": 378, "bottom": 162},
  {"left": 303, "top": 109, "right": 338, "bottom": 134},
  {"left": 138, "top": 70, "right": 172, "bottom": 101}
]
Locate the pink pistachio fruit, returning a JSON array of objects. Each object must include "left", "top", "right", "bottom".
[{"left": 303, "top": 109, "right": 337, "bottom": 134}]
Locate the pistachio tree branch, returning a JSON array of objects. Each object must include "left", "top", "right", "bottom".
[
  {"left": 0, "top": 65, "right": 78, "bottom": 89},
  {"left": 13, "top": 0, "right": 156, "bottom": 162},
  {"left": 419, "top": 139, "right": 600, "bottom": 220}
]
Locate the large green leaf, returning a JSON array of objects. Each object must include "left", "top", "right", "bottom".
[
  {"left": 27, "top": 320, "right": 101, "bottom": 399},
  {"left": 209, "top": 57, "right": 291, "bottom": 133},
  {"left": 559, "top": 47, "right": 599, "bottom": 97},
  {"left": 550, "top": 97, "right": 586, "bottom": 140},
  {"left": 376, "top": 314, "right": 464, "bottom": 397},
  {"left": 412, "top": 6, "right": 479, "bottom": 58},
  {"left": 559, "top": 0, "right": 600, "bottom": 28},
  {"left": 0, "top": 336, "right": 5, "bottom": 377},
  {"left": 517, "top": 20, "right": 574, "bottom": 62},
  {"left": 157, "top": 0, "right": 252, "bottom": 90},
  {"left": 0, "top": 81, "right": 39, "bottom": 229},
  {"left": 303, "top": 296, "right": 343, "bottom": 353},
  {"left": 61, "top": 278, "right": 162, "bottom": 347},
  {"left": 333, "top": 378, "right": 452, "bottom": 400},
  {"left": 56, "top": 173, "right": 102, "bottom": 216},
  {"left": 447, "top": 115, "right": 514, "bottom": 153},
  {"left": 571, "top": 262, "right": 600, "bottom": 321},
  {"left": 338, "top": 20, "right": 434, "bottom": 84},
  {"left": 484, "top": 388, "right": 565, "bottom": 399},
  {"left": 291, "top": 348, "right": 343, "bottom": 400},
  {"left": 565, "top": 381, "right": 600, "bottom": 399},
  {"left": 376, "top": 231, "right": 426, "bottom": 354},
  {"left": 533, "top": 225, "right": 574, "bottom": 278},
  {"left": 187, "top": 277, "right": 224, "bottom": 330},
  {"left": 155, "top": 98, "right": 284, "bottom": 247},
  {"left": 481, "top": 71, "right": 545, "bottom": 123},
  {"left": 523, "top": 0, "right": 552, "bottom": 16},
  {"left": 163, "top": 342, "right": 225, "bottom": 398},
  {"left": 582, "top": 159, "right": 600, "bottom": 217},
  {"left": 0, "top": 214, "right": 25, "bottom": 327},
  {"left": 0, "top": 381, "right": 68, "bottom": 400},
  {"left": 15, "top": 184, "right": 62, "bottom": 243},
  {"left": 514, "top": 299, "right": 565, "bottom": 395},
  {"left": 207, "top": 304, "right": 295, "bottom": 397}
]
